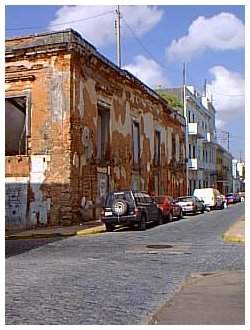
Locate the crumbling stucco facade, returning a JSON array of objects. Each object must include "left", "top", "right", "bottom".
[{"left": 5, "top": 30, "right": 186, "bottom": 230}]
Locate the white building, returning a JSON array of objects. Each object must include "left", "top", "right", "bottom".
[
  {"left": 232, "top": 159, "right": 245, "bottom": 192},
  {"left": 162, "top": 86, "right": 217, "bottom": 195}
]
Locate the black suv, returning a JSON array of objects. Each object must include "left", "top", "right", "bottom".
[{"left": 101, "top": 191, "right": 160, "bottom": 231}]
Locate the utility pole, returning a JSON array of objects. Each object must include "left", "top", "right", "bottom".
[
  {"left": 183, "top": 63, "right": 189, "bottom": 195},
  {"left": 115, "top": 5, "right": 121, "bottom": 68},
  {"left": 203, "top": 79, "right": 207, "bottom": 97},
  {"left": 227, "top": 131, "right": 230, "bottom": 152}
]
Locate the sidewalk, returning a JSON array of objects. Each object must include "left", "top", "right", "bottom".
[
  {"left": 148, "top": 218, "right": 245, "bottom": 325},
  {"left": 5, "top": 220, "right": 105, "bottom": 240},
  {"left": 149, "top": 270, "right": 245, "bottom": 325}
]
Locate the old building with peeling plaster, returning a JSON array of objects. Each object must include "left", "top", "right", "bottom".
[{"left": 5, "top": 29, "right": 186, "bottom": 230}]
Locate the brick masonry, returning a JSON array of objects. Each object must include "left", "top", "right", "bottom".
[{"left": 5, "top": 29, "right": 187, "bottom": 229}]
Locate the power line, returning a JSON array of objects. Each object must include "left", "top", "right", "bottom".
[
  {"left": 6, "top": 10, "right": 114, "bottom": 31},
  {"left": 121, "top": 15, "right": 181, "bottom": 76}
]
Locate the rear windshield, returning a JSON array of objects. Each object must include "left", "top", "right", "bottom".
[
  {"left": 226, "top": 193, "right": 234, "bottom": 197},
  {"left": 153, "top": 196, "right": 172, "bottom": 203},
  {"left": 105, "top": 192, "right": 134, "bottom": 207},
  {"left": 178, "top": 196, "right": 193, "bottom": 202}
]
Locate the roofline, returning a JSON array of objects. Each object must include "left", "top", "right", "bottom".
[{"left": 6, "top": 29, "right": 185, "bottom": 124}]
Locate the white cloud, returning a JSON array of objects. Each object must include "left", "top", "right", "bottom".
[
  {"left": 124, "top": 55, "right": 168, "bottom": 89},
  {"left": 215, "top": 118, "right": 225, "bottom": 129},
  {"left": 167, "top": 12, "right": 244, "bottom": 62},
  {"left": 48, "top": 5, "right": 163, "bottom": 47},
  {"left": 207, "top": 66, "right": 245, "bottom": 126}
]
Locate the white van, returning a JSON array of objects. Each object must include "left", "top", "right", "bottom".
[{"left": 193, "top": 188, "right": 224, "bottom": 210}]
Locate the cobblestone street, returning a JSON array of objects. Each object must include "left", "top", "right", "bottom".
[{"left": 6, "top": 203, "right": 244, "bottom": 324}]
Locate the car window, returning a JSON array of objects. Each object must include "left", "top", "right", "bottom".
[
  {"left": 134, "top": 192, "right": 146, "bottom": 204},
  {"left": 105, "top": 192, "right": 134, "bottom": 207},
  {"left": 178, "top": 197, "right": 193, "bottom": 202},
  {"left": 143, "top": 193, "right": 153, "bottom": 203}
]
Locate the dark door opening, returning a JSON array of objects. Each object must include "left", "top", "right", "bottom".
[{"left": 5, "top": 96, "right": 27, "bottom": 155}]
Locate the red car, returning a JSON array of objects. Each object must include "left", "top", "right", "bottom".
[
  {"left": 225, "top": 193, "right": 241, "bottom": 204},
  {"left": 153, "top": 196, "right": 183, "bottom": 223}
]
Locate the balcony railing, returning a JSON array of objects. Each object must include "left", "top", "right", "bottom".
[
  {"left": 188, "top": 123, "right": 205, "bottom": 138},
  {"left": 188, "top": 158, "right": 197, "bottom": 170}
]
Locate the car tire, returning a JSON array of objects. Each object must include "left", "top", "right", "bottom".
[
  {"left": 168, "top": 212, "right": 173, "bottom": 222},
  {"left": 105, "top": 223, "right": 114, "bottom": 232},
  {"left": 178, "top": 210, "right": 183, "bottom": 219},
  {"left": 138, "top": 213, "right": 147, "bottom": 231},
  {"left": 158, "top": 212, "right": 164, "bottom": 225}
]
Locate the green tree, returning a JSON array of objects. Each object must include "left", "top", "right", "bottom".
[{"left": 157, "top": 91, "right": 183, "bottom": 111}]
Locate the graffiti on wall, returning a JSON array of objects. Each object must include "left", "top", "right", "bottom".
[{"left": 5, "top": 177, "right": 28, "bottom": 227}]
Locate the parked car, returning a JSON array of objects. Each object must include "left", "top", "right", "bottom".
[
  {"left": 220, "top": 194, "right": 227, "bottom": 208},
  {"left": 152, "top": 196, "right": 183, "bottom": 222},
  {"left": 225, "top": 192, "right": 241, "bottom": 204},
  {"left": 101, "top": 191, "right": 160, "bottom": 231},
  {"left": 193, "top": 188, "right": 224, "bottom": 210},
  {"left": 238, "top": 191, "right": 245, "bottom": 202},
  {"left": 175, "top": 196, "right": 205, "bottom": 215}
]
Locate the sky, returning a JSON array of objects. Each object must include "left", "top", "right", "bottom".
[{"left": 5, "top": 4, "right": 245, "bottom": 159}]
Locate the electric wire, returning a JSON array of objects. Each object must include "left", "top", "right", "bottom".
[
  {"left": 121, "top": 15, "right": 181, "bottom": 76},
  {"left": 6, "top": 10, "right": 114, "bottom": 31}
]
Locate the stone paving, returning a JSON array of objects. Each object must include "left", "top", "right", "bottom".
[{"left": 5, "top": 203, "right": 244, "bottom": 325}]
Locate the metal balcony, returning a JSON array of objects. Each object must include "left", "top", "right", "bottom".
[
  {"left": 188, "top": 123, "right": 205, "bottom": 139},
  {"left": 188, "top": 158, "right": 198, "bottom": 170}
]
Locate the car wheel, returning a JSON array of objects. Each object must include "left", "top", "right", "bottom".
[
  {"left": 201, "top": 208, "right": 204, "bottom": 214},
  {"left": 138, "top": 213, "right": 147, "bottom": 231},
  {"left": 158, "top": 212, "right": 164, "bottom": 225},
  {"left": 178, "top": 210, "right": 183, "bottom": 219},
  {"left": 105, "top": 223, "right": 114, "bottom": 232},
  {"left": 168, "top": 212, "right": 173, "bottom": 222}
]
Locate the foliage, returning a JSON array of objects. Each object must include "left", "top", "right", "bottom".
[{"left": 157, "top": 91, "right": 183, "bottom": 110}]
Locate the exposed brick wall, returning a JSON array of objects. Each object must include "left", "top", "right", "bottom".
[{"left": 5, "top": 30, "right": 187, "bottom": 228}]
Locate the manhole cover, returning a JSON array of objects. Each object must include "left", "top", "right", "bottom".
[{"left": 146, "top": 244, "right": 173, "bottom": 249}]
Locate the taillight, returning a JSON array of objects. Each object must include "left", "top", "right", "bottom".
[
  {"left": 101, "top": 209, "right": 105, "bottom": 216},
  {"left": 134, "top": 208, "right": 139, "bottom": 215}
]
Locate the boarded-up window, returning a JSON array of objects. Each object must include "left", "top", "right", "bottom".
[
  {"left": 97, "top": 106, "right": 110, "bottom": 161},
  {"left": 132, "top": 121, "right": 140, "bottom": 165},
  {"left": 5, "top": 96, "right": 27, "bottom": 155}
]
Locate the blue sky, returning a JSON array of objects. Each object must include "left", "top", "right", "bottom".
[{"left": 5, "top": 5, "right": 245, "bottom": 159}]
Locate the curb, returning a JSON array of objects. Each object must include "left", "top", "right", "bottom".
[
  {"left": 76, "top": 225, "right": 105, "bottom": 236},
  {"left": 5, "top": 232, "right": 75, "bottom": 240},
  {"left": 5, "top": 224, "right": 106, "bottom": 240},
  {"left": 221, "top": 217, "right": 245, "bottom": 244},
  {"left": 222, "top": 234, "right": 245, "bottom": 244}
]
